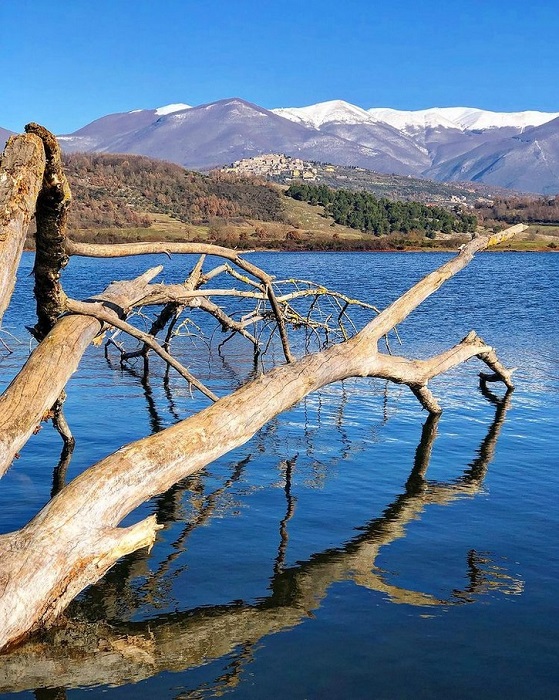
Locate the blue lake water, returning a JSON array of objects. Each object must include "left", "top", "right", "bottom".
[{"left": 0, "top": 251, "right": 558, "bottom": 699}]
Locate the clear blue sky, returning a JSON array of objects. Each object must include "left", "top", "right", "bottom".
[{"left": 2, "top": 0, "right": 558, "bottom": 134}]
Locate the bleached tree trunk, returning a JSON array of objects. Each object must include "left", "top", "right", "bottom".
[
  {"left": 0, "top": 125, "right": 525, "bottom": 652},
  {"left": 0, "top": 266, "right": 164, "bottom": 475},
  {"left": 0, "top": 391, "right": 521, "bottom": 692},
  {"left": 0, "top": 226, "right": 522, "bottom": 650},
  {"left": 0, "top": 133, "right": 45, "bottom": 323}
]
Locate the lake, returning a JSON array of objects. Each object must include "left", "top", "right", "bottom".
[{"left": 0, "top": 251, "right": 557, "bottom": 699}]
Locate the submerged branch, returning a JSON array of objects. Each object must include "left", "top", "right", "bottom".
[
  {"left": 0, "top": 124, "right": 524, "bottom": 654},
  {"left": 0, "top": 389, "right": 520, "bottom": 692}
]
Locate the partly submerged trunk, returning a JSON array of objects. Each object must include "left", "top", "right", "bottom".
[
  {"left": 0, "top": 228, "right": 521, "bottom": 650},
  {"left": 0, "top": 267, "right": 163, "bottom": 474},
  {"left": 0, "top": 125, "right": 526, "bottom": 651},
  {"left": 0, "top": 392, "right": 522, "bottom": 691}
]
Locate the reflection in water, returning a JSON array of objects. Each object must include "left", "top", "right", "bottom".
[
  {"left": 81, "top": 455, "right": 249, "bottom": 623},
  {"left": 50, "top": 442, "right": 74, "bottom": 498},
  {"left": 104, "top": 353, "right": 166, "bottom": 435},
  {"left": 274, "top": 456, "right": 298, "bottom": 576},
  {"left": 33, "top": 689, "right": 66, "bottom": 700},
  {"left": 0, "top": 385, "right": 524, "bottom": 694}
]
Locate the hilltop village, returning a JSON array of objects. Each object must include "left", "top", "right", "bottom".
[
  {"left": 223, "top": 154, "right": 318, "bottom": 181},
  {"left": 221, "top": 155, "right": 496, "bottom": 209}
]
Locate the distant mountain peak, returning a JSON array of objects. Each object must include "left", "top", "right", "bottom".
[
  {"left": 273, "top": 100, "right": 559, "bottom": 132},
  {"left": 367, "top": 106, "right": 559, "bottom": 132},
  {"left": 273, "top": 100, "right": 373, "bottom": 128},
  {"left": 6, "top": 96, "right": 559, "bottom": 194}
]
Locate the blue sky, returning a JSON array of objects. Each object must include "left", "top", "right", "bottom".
[{"left": 2, "top": 0, "right": 558, "bottom": 133}]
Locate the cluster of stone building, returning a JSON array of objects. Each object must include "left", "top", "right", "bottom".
[{"left": 223, "top": 154, "right": 317, "bottom": 181}]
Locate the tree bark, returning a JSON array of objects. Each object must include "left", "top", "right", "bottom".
[
  {"left": 0, "top": 125, "right": 526, "bottom": 650},
  {"left": 0, "top": 267, "right": 164, "bottom": 475},
  {"left": 0, "top": 133, "right": 45, "bottom": 323},
  {"left": 25, "top": 123, "right": 72, "bottom": 340}
]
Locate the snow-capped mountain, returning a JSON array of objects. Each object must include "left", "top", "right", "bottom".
[
  {"left": 367, "top": 106, "right": 559, "bottom": 132},
  {"left": 3, "top": 98, "right": 559, "bottom": 192},
  {"left": 273, "top": 100, "right": 559, "bottom": 132},
  {"left": 154, "top": 103, "right": 191, "bottom": 116},
  {"left": 272, "top": 100, "right": 374, "bottom": 128}
]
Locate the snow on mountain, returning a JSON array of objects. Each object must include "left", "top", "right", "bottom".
[
  {"left": 443, "top": 107, "right": 559, "bottom": 130},
  {"left": 273, "top": 100, "right": 559, "bottom": 132},
  {"left": 155, "top": 103, "right": 191, "bottom": 116},
  {"left": 272, "top": 100, "right": 374, "bottom": 128},
  {"left": 367, "top": 106, "right": 559, "bottom": 132},
  {"left": 48, "top": 97, "right": 559, "bottom": 193},
  {"left": 367, "top": 108, "right": 462, "bottom": 131}
]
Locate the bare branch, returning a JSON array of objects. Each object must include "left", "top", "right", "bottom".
[
  {"left": 367, "top": 225, "right": 527, "bottom": 340},
  {"left": 66, "top": 297, "right": 219, "bottom": 402}
]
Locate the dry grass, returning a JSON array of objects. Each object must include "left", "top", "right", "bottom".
[{"left": 63, "top": 208, "right": 559, "bottom": 252}]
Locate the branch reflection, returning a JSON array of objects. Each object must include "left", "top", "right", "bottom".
[{"left": 0, "top": 388, "right": 522, "bottom": 695}]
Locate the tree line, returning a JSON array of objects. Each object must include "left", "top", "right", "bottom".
[
  {"left": 475, "top": 194, "right": 559, "bottom": 225},
  {"left": 285, "top": 183, "right": 477, "bottom": 236}
]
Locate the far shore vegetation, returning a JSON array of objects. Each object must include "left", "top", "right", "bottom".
[{"left": 25, "top": 153, "right": 559, "bottom": 253}]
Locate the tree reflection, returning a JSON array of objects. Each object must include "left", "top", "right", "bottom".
[{"left": 0, "top": 387, "right": 522, "bottom": 694}]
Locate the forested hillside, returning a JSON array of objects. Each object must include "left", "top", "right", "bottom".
[
  {"left": 62, "top": 153, "right": 285, "bottom": 231},
  {"left": 26, "top": 152, "right": 553, "bottom": 251},
  {"left": 475, "top": 194, "right": 559, "bottom": 225},
  {"left": 285, "top": 183, "right": 477, "bottom": 236}
]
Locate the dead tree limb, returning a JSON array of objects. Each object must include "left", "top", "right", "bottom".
[
  {"left": 367, "top": 225, "right": 526, "bottom": 339},
  {"left": 0, "top": 224, "right": 520, "bottom": 648},
  {"left": 64, "top": 239, "right": 294, "bottom": 362},
  {"left": 0, "top": 390, "right": 521, "bottom": 687},
  {"left": 25, "top": 123, "right": 72, "bottom": 341},
  {"left": 0, "top": 267, "right": 163, "bottom": 475},
  {"left": 23, "top": 124, "right": 76, "bottom": 460},
  {"left": 120, "top": 255, "right": 206, "bottom": 362},
  {"left": 0, "top": 133, "right": 45, "bottom": 323},
  {"left": 0, "top": 126, "right": 525, "bottom": 649},
  {"left": 66, "top": 297, "right": 219, "bottom": 401}
]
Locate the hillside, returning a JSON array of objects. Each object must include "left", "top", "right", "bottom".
[
  {"left": 223, "top": 155, "right": 512, "bottom": 205},
  {"left": 21, "top": 152, "right": 557, "bottom": 252},
  {"left": 61, "top": 152, "right": 284, "bottom": 229}
]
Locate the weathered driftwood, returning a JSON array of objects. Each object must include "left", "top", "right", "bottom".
[
  {"left": 0, "top": 133, "right": 45, "bottom": 322},
  {"left": 0, "top": 127, "right": 525, "bottom": 651},
  {"left": 25, "top": 123, "right": 72, "bottom": 340},
  {"left": 0, "top": 391, "right": 522, "bottom": 692},
  {"left": 0, "top": 226, "right": 521, "bottom": 650},
  {"left": 65, "top": 239, "right": 295, "bottom": 362},
  {"left": 0, "top": 266, "right": 167, "bottom": 474}
]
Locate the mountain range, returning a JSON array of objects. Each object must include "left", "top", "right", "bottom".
[{"left": 3, "top": 99, "right": 559, "bottom": 194}]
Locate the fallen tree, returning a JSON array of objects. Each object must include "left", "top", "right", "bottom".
[
  {"left": 0, "top": 126, "right": 524, "bottom": 651},
  {"left": 0, "top": 388, "right": 523, "bottom": 693}
]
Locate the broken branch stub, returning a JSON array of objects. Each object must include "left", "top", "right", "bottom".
[{"left": 0, "top": 133, "right": 46, "bottom": 323}]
